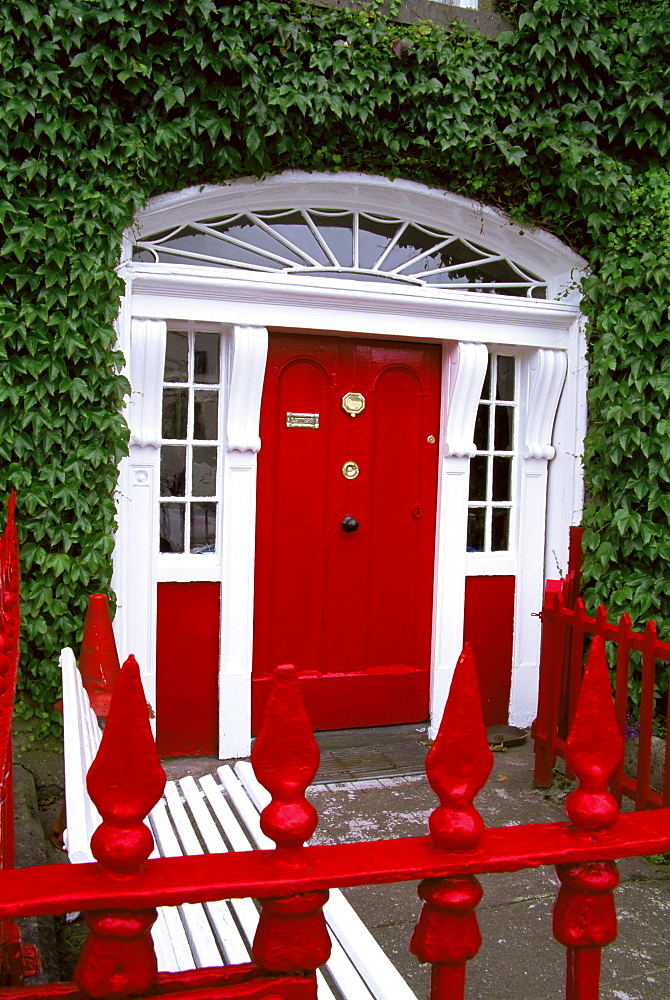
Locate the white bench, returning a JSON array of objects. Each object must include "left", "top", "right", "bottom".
[{"left": 60, "top": 647, "right": 419, "bottom": 1000}]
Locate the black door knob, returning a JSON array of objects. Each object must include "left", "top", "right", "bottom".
[{"left": 341, "top": 516, "right": 359, "bottom": 532}]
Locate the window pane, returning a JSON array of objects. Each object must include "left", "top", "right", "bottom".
[
  {"left": 193, "top": 390, "right": 218, "bottom": 439},
  {"left": 192, "top": 446, "right": 217, "bottom": 496},
  {"left": 193, "top": 332, "right": 220, "bottom": 384},
  {"left": 492, "top": 457, "right": 512, "bottom": 501},
  {"left": 191, "top": 503, "right": 217, "bottom": 553},
  {"left": 162, "top": 388, "right": 188, "bottom": 439},
  {"left": 309, "top": 212, "right": 354, "bottom": 267},
  {"left": 467, "top": 508, "right": 486, "bottom": 552},
  {"left": 164, "top": 331, "right": 188, "bottom": 382},
  {"left": 473, "top": 405, "right": 489, "bottom": 451},
  {"left": 358, "top": 216, "right": 401, "bottom": 269},
  {"left": 496, "top": 356, "right": 515, "bottom": 401},
  {"left": 491, "top": 508, "right": 510, "bottom": 551},
  {"left": 382, "top": 224, "right": 445, "bottom": 271},
  {"left": 258, "top": 211, "right": 330, "bottom": 266},
  {"left": 160, "top": 446, "right": 186, "bottom": 497},
  {"left": 494, "top": 406, "right": 514, "bottom": 451},
  {"left": 160, "top": 503, "right": 185, "bottom": 553},
  {"left": 469, "top": 456, "right": 488, "bottom": 502},
  {"left": 481, "top": 358, "right": 491, "bottom": 400}
]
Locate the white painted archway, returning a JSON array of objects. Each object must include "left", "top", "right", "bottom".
[{"left": 113, "top": 172, "right": 587, "bottom": 757}]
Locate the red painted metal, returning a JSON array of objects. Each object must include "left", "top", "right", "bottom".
[
  {"left": 552, "top": 637, "right": 623, "bottom": 1000},
  {"left": 253, "top": 331, "right": 441, "bottom": 732},
  {"left": 0, "top": 493, "right": 39, "bottom": 986},
  {"left": 251, "top": 665, "right": 330, "bottom": 972},
  {"left": 410, "top": 644, "right": 493, "bottom": 1000},
  {"left": 76, "top": 655, "right": 166, "bottom": 998},
  {"left": 533, "top": 580, "right": 670, "bottom": 808},
  {"left": 156, "top": 582, "right": 220, "bottom": 756},
  {"left": 78, "top": 595, "right": 121, "bottom": 719},
  {"left": 463, "top": 576, "right": 515, "bottom": 726},
  {"left": 4, "top": 605, "right": 670, "bottom": 996}
]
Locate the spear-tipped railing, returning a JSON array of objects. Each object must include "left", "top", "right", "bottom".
[{"left": 0, "top": 630, "right": 670, "bottom": 997}]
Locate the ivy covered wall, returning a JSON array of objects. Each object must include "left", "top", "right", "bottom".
[{"left": 2, "top": 0, "right": 669, "bottom": 725}]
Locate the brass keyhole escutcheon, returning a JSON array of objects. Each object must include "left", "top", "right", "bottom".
[{"left": 342, "top": 461, "right": 360, "bottom": 480}]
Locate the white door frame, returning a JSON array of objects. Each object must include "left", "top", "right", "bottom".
[{"left": 113, "top": 173, "right": 587, "bottom": 757}]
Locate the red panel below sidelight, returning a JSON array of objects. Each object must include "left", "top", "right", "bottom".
[
  {"left": 463, "top": 576, "right": 515, "bottom": 727},
  {"left": 251, "top": 668, "right": 429, "bottom": 733},
  {"left": 156, "top": 582, "right": 220, "bottom": 757}
]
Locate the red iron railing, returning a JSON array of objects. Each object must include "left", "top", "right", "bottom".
[
  {"left": 0, "top": 494, "right": 38, "bottom": 983},
  {"left": 533, "top": 551, "right": 670, "bottom": 810},
  {"left": 0, "top": 632, "right": 669, "bottom": 998}
]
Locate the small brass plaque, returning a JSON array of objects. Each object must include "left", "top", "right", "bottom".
[
  {"left": 342, "top": 392, "right": 366, "bottom": 417},
  {"left": 286, "top": 412, "right": 319, "bottom": 429},
  {"left": 342, "top": 460, "right": 360, "bottom": 480}
]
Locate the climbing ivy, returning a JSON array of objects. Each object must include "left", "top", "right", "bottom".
[{"left": 1, "top": 0, "right": 669, "bottom": 727}]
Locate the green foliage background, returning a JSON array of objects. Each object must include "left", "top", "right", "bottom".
[{"left": 2, "top": 0, "right": 669, "bottom": 725}]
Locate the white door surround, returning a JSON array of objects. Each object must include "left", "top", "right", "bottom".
[{"left": 113, "top": 172, "right": 587, "bottom": 757}]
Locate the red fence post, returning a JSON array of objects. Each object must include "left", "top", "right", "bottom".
[
  {"left": 250, "top": 665, "right": 330, "bottom": 982},
  {"left": 552, "top": 636, "right": 623, "bottom": 1000},
  {"left": 410, "top": 644, "right": 493, "bottom": 1000},
  {"left": 534, "top": 583, "right": 563, "bottom": 787},
  {"left": 75, "top": 656, "right": 166, "bottom": 998}
]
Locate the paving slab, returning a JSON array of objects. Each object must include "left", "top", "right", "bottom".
[{"left": 305, "top": 738, "right": 670, "bottom": 1000}]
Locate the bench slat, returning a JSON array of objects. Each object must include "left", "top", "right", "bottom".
[
  {"left": 176, "top": 778, "right": 251, "bottom": 965},
  {"left": 188, "top": 776, "right": 260, "bottom": 949},
  {"left": 150, "top": 793, "right": 223, "bottom": 968},
  {"left": 233, "top": 762, "right": 419, "bottom": 1000}
]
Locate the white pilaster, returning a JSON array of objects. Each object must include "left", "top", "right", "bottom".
[
  {"left": 114, "top": 318, "right": 166, "bottom": 721},
  {"left": 218, "top": 325, "right": 268, "bottom": 758},
  {"left": 508, "top": 348, "right": 567, "bottom": 727},
  {"left": 430, "top": 341, "right": 489, "bottom": 738}
]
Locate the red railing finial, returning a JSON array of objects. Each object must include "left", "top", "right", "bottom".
[
  {"left": 554, "top": 635, "right": 622, "bottom": 998},
  {"left": 250, "top": 665, "right": 331, "bottom": 976},
  {"left": 424, "top": 643, "right": 493, "bottom": 850},
  {"left": 75, "top": 655, "right": 166, "bottom": 998},
  {"left": 564, "top": 635, "right": 623, "bottom": 831},
  {"left": 411, "top": 645, "right": 493, "bottom": 1000},
  {"left": 251, "top": 663, "right": 320, "bottom": 856}
]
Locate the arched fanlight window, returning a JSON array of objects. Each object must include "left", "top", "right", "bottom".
[{"left": 133, "top": 209, "right": 548, "bottom": 299}]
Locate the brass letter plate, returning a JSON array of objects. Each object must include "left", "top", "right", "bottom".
[{"left": 286, "top": 412, "right": 319, "bottom": 429}]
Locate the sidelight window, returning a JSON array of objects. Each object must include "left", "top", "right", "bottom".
[
  {"left": 467, "top": 354, "right": 516, "bottom": 552},
  {"left": 159, "top": 329, "right": 221, "bottom": 555}
]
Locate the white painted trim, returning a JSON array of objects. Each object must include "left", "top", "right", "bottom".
[
  {"left": 430, "top": 342, "right": 488, "bottom": 738},
  {"left": 129, "top": 265, "right": 578, "bottom": 351},
  {"left": 127, "top": 320, "right": 167, "bottom": 448},
  {"left": 444, "top": 342, "right": 489, "bottom": 457},
  {"left": 131, "top": 173, "right": 586, "bottom": 288},
  {"left": 113, "top": 318, "right": 167, "bottom": 724},
  {"left": 218, "top": 326, "right": 268, "bottom": 758},
  {"left": 508, "top": 348, "right": 567, "bottom": 728}
]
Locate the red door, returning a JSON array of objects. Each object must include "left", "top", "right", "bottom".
[{"left": 253, "top": 332, "right": 441, "bottom": 732}]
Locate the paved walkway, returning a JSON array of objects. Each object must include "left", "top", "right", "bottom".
[{"left": 14, "top": 724, "right": 670, "bottom": 998}]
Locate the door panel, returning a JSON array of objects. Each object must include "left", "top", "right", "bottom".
[
  {"left": 463, "top": 575, "right": 515, "bottom": 726},
  {"left": 253, "top": 332, "right": 441, "bottom": 731},
  {"left": 156, "top": 582, "right": 220, "bottom": 756}
]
